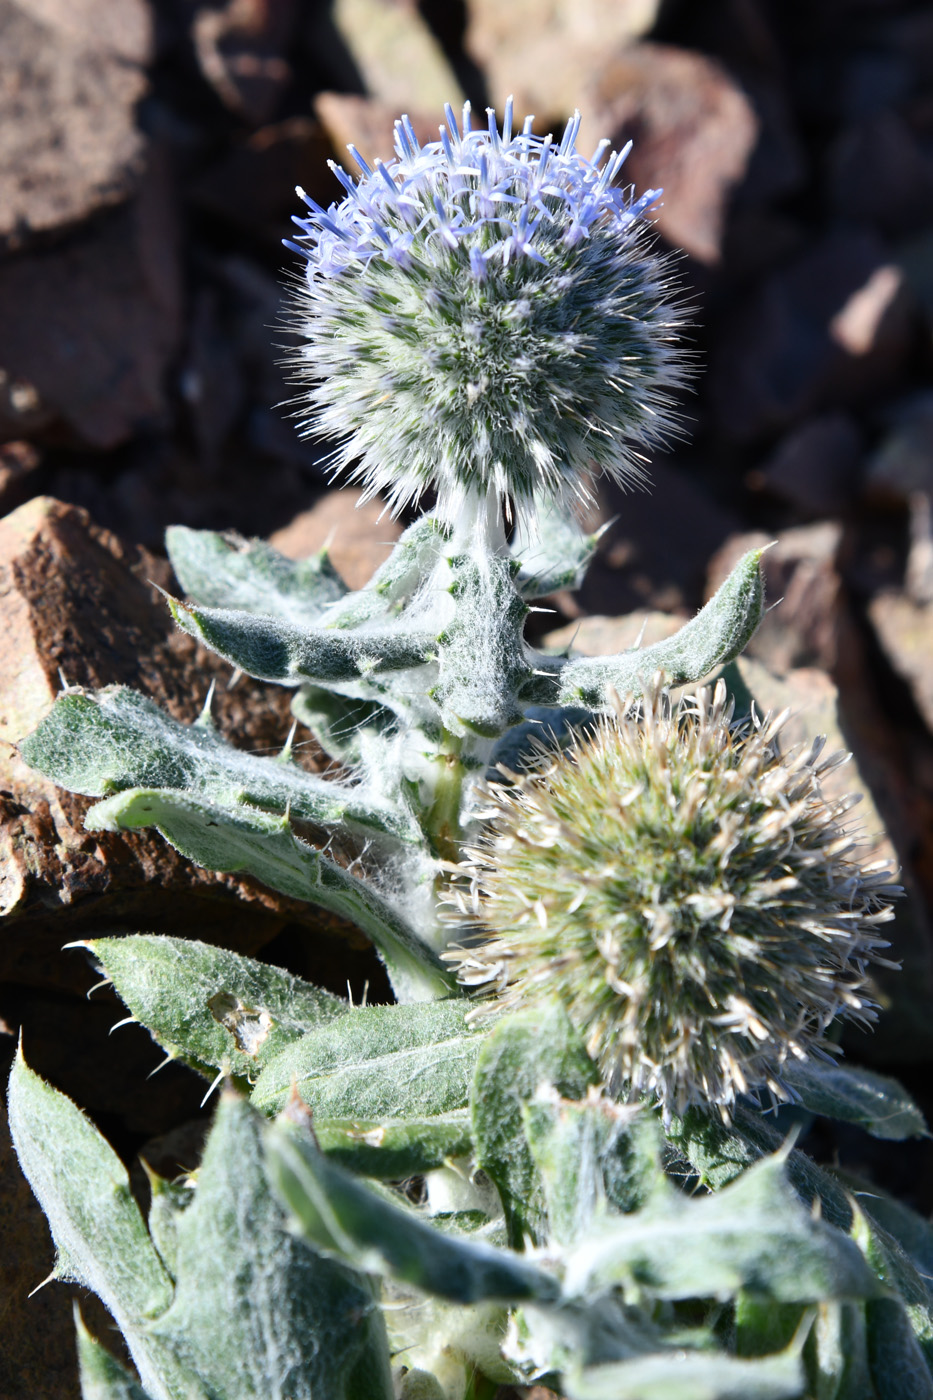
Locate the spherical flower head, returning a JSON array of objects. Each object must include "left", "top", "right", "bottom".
[
  {"left": 285, "top": 99, "right": 689, "bottom": 522},
  {"left": 446, "top": 680, "right": 899, "bottom": 1121}
]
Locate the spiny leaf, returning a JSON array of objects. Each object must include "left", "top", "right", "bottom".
[
  {"left": 147, "top": 1092, "right": 395, "bottom": 1400},
  {"left": 471, "top": 1003, "right": 598, "bottom": 1248},
  {"left": 266, "top": 1120, "right": 558, "bottom": 1304},
  {"left": 563, "top": 1151, "right": 882, "bottom": 1304},
  {"left": 75, "top": 1310, "right": 161, "bottom": 1400},
  {"left": 169, "top": 596, "right": 437, "bottom": 685},
  {"left": 782, "top": 1059, "right": 928, "bottom": 1141},
  {"left": 251, "top": 1001, "right": 481, "bottom": 1118},
  {"left": 165, "top": 526, "right": 346, "bottom": 624},
  {"left": 314, "top": 1111, "right": 473, "bottom": 1178},
  {"left": 563, "top": 1344, "right": 804, "bottom": 1400},
  {"left": 20, "top": 686, "right": 412, "bottom": 842},
  {"left": 555, "top": 547, "right": 766, "bottom": 709},
  {"left": 83, "top": 787, "right": 452, "bottom": 1002},
  {"left": 512, "top": 502, "right": 600, "bottom": 600},
  {"left": 87, "top": 935, "right": 347, "bottom": 1081},
  {"left": 322, "top": 513, "right": 448, "bottom": 629},
  {"left": 866, "top": 1298, "right": 933, "bottom": 1400}
]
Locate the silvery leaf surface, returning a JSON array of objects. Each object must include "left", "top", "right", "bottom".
[
  {"left": 266, "top": 1120, "right": 558, "bottom": 1305},
  {"left": 165, "top": 526, "right": 347, "bottom": 624},
  {"left": 470, "top": 1003, "right": 598, "bottom": 1248},
  {"left": 781, "top": 1059, "right": 927, "bottom": 1141},
  {"left": 19, "top": 686, "right": 412, "bottom": 843},
  {"left": 83, "top": 787, "right": 451, "bottom": 1002},
  {"left": 553, "top": 548, "right": 766, "bottom": 709},
  {"left": 87, "top": 934, "right": 347, "bottom": 1081},
  {"left": 251, "top": 1001, "right": 479, "bottom": 1120}
]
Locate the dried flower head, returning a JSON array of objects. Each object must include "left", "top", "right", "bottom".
[
  {"left": 285, "top": 99, "right": 688, "bottom": 522},
  {"left": 447, "top": 680, "right": 899, "bottom": 1120}
]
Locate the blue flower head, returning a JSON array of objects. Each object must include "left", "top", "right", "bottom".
[{"left": 286, "top": 100, "right": 689, "bottom": 523}]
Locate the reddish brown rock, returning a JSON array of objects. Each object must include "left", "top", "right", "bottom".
[
  {"left": 0, "top": 497, "right": 373, "bottom": 993},
  {"left": 0, "top": 152, "right": 183, "bottom": 449},
  {"left": 0, "top": 0, "right": 151, "bottom": 250},
  {"left": 270, "top": 488, "right": 402, "bottom": 590},
  {"left": 464, "top": 0, "right": 660, "bottom": 131},
  {"left": 752, "top": 413, "right": 862, "bottom": 518},
  {"left": 709, "top": 231, "right": 915, "bottom": 443},
  {"left": 0, "top": 442, "right": 41, "bottom": 516},
  {"left": 869, "top": 591, "right": 933, "bottom": 737},
  {"left": 314, "top": 92, "right": 442, "bottom": 168},
  {"left": 193, "top": 0, "right": 297, "bottom": 126},
  {"left": 312, "top": 0, "right": 462, "bottom": 117},
  {"left": 580, "top": 43, "right": 760, "bottom": 265}
]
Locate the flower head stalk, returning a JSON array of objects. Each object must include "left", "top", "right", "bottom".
[
  {"left": 286, "top": 99, "right": 689, "bottom": 532},
  {"left": 447, "top": 680, "right": 900, "bottom": 1121}
]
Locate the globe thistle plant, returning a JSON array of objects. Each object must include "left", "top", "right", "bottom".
[
  {"left": 448, "top": 679, "right": 900, "bottom": 1121},
  {"left": 285, "top": 99, "right": 688, "bottom": 524}
]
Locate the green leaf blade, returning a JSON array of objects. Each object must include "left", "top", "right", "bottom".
[{"left": 88, "top": 935, "right": 348, "bottom": 1081}]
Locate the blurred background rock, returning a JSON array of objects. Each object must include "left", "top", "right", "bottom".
[{"left": 4, "top": 3, "right": 933, "bottom": 1394}]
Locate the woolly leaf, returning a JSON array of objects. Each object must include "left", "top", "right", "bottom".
[
  {"left": 165, "top": 526, "right": 346, "bottom": 623},
  {"left": 75, "top": 1311, "right": 160, "bottom": 1400},
  {"left": 564, "top": 1345, "right": 804, "bottom": 1400},
  {"left": 168, "top": 597, "right": 437, "bottom": 685},
  {"left": 20, "top": 686, "right": 412, "bottom": 843},
  {"left": 555, "top": 548, "right": 766, "bottom": 709},
  {"left": 7, "top": 1053, "right": 172, "bottom": 1319},
  {"left": 251, "top": 1001, "right": 480, "bottom": 1119},
  {"left": 866, "top": 1298, "right": 933, "bottom": 1400},
  {"left": 563, "top": 1152, "right": 881, "bottom": 1304},
  {"left": 322, "top": 513, "right": 448, "bottom": 629},
  {"left": 522, "top": 1096, "right": 661, "bottom": 1245},
  {"left": 471, "top": 1003, "right": 598, "bottom": 1247},
  {"left": 147, "top": 1092, "right": 395, "bottom": 1400},
  {"left": 87, "top": 935, "right": 347, "bottom": 1081},
  {"left": 291, "top": 685, "right": 397, "bottom": 764},
  {"left": 512, "top": 504, "right": 600, "bottom": 599},
  {"left": 83, "top": 788, "right": 452, "bottom": 1002},
  {"left": 7, "top": 1055, "right": 183, "bottom": 1400},
  {"left": 782, "top": 1059, "right": 928, "bottom": 1140},
  {"left": 314, "top": 1111, "right": 473, "bottom": 1178},
  {"left": 266, "top": 1120, "right": 558, "bottom": 1304}
]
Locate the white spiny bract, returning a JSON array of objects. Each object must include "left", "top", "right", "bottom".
[
  {"left": 286, "top": 99, "right": 688, "bottom": 522},
  {"left": 448, "top": 680, "right": 900, "bottom": 1120}
]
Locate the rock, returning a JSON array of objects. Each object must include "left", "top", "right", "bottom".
[
  {"left": 580, "top": 43, "right": 760, "bottom": 265},
  {"left": 0, "top": 442, "right": 42, "bottom": 516},
  {"left": 464, "top": 0, "right": 661, "bottom": 129},
  {"left": 188, "top": 116, "right": 334, "bottom": 245},
  {"left": 270, "top": 489, "right": 402, "bottom": 590},
  {"left": 0, "top": 497, "right": 377, "bottom": 993},
  {"left": 543, "top": 611, "right": 682, "bottom": 658},
  {"left": 869, "top": 591, "right": 933, "bottom": 736},
  {"left": 828, "top": 111, "right": 933, "bottom": 239},
  {"left": 574, "top": 459, "right": 742, "bottom": 618},
  {"left": 709, "top": 231, "right": 915, "bottom": 442},
  {"left": 0, "top": 0, "right": 150, "bottom": 250},
  {"left": 192, "top": 0, "right": 297, "bottom": 126},
  {"left": 313, "top": 92, "right": 443, "bottom": 168},
  {"left": 179, "top": 287, "right": 246, "bottom": 466},
  {"left": 751, "top": 413, "right": 862, "bottom": 518},
  {"left": 864, "top": 393, "right": 933, "bottom": 504},
  {"left": 0, "top": 151, "right": 182, "bottom": 450},
  {"left": 706, "top": 523, "right": 845, "bottom": 676},
  {"left": 309, "top": 0, "right": 462, "bottom": 117}
]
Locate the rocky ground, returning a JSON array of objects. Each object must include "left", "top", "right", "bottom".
[{"left": 3, "top": 1, "right": 933, "bottom": 1395}]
